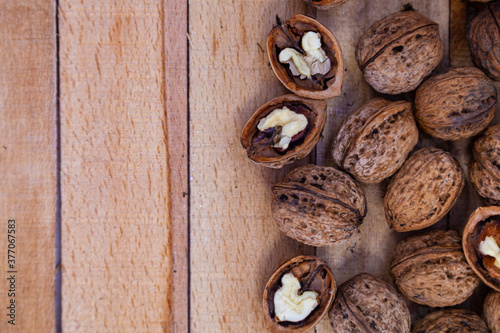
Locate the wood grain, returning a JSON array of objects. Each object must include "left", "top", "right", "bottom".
[
  {"left": 0, "top": 1, "right": 57, "bottom": 331},
  {"left": 189, "top": 1, "right": 315, "bottom": 332},
  {"left": 59, "top": 0, "right": 176, "bottom": 331}
]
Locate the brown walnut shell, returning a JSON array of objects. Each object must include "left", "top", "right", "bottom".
[
  {"left": 328, "top": 273, "right": 410, "bottom": 333},
  {"left": 415, "top": 67, "right": 497, "bottom": 141},
  {"left": 263, "top": 256, "right": 336, "bottom": 333},
  {"left": 412, "top": 309, "right": 489, "bottom": 333},
  {"left": 303, "top": 0, "right": 350, "bottom": 9},
  {"left": 384, "top": 147, "right": 464, "bottom": 232},
  {"left": 484, "top": 291, "right": 500, "bottom": 333},
  {"left": 463, "top": 206, "right": 500, "bottom": 292},
  {"left": 470, "top": 125, "right": 500, "bottom": 205},
  {"left": 272, "top": 164, "right": 366, "bottom": 246},
  {"left": 468, "top": 2, "right": 500, "bottom": 81},
  {"left": 267, "top": 15, "right": 344, "bottom": 99},
  {"left": 356, "top": 10, "right": 443, "bottom": 95},
  {"left": 390, "top": 229, "right": 480, "bottom": 307},
  {"left": 240, "top": 94, "right": 327, "bottom": 169},
  {"left": 332, "top": 98, "right": 418, "bottom": 183}
]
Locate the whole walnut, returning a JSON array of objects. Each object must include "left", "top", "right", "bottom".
[
  {"left": 302, "top": 0, "right": 350, "bottom": 9},
  {"left": 328, "top": 273, "right": 410, "bottom": 333},
  {"left": 384, "top": 147, "right": 464, "bottom": 232},
  {"left": 272, "top": 165, "right": 366, "bottom": 246},
  {"left": 470, "top": 125, "right": 500, "bottom": 205},
  {"left": 415, "top": 67, "right": 497, "bottom": 141},
  {"left": 332, "top": 98, "right": 418, "bottom": 183},
  {"left": 412, "top": 309, "right": 488, "bottom": 333},
  {"left": 468, "top": 2, "right": 500, "bottom": 81},
  {"left": 484, "top": 291, "right": 500, "bottom": 333},
  {"left": 356, "top": 9, "right": 443, "bottom": 94},
  {"left": 390, "top": 229, "right": 480, "bottom": 307}
]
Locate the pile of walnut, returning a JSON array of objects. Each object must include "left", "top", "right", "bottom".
[{"left": 239, "top": 2, "right": 500, "bottom": 333}]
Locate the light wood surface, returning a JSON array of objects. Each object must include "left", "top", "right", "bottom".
[
  {"left": 59, "top": 0, "right": 174, "bottom": 331},
  {"left": 0, "top": 1, "right": 57, "bottom": 332}
]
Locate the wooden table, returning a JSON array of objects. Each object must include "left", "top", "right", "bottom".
[{"left": 0, "top": 0, "right": 497, "bottom": 332}]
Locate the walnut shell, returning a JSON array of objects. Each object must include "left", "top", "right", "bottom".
[
  {"left": 415, "top": 67, "right": 497, "bottom": 141},
  {"left": 272, "top": 164, "right": 367, "bottom": 246},
  {"left": 332, "top": 98, "right": 418, "bottom": 183},
  {"left": 263, "top": 256, "right": 336, "bottom": 333},
  {"left": 390, "top": 229, "right": 480, "bottom": 307},
  {"left": 484, "top": 291, "right": 500, "bottom": 333},
  {"left": 267, "top": 15, "right": 344, "bottom": 99},
  {"left": 412, "top": 309, "right": 489, "bottom": 333},
  {"left": 240, "top": 94, "right": 327, "bottom": 169},
  {"left": 356, "top": 10, "right": 443, "bottom": 95},
  {"left": 328, "top": 273, "right": 410, "bottom": 333},
  {"left": 470, "top": 125, "right": 500, "bottom": 205},
  {"left": 468, "top": 2, "right": 500, "bottom": 81},
  {"left": 463, "top": 206, "right": 500, "bottom": 292},
  {"left": 384, "top": 147, "right": 464, "bottom": 232},
  {"left": 302, "top": 0, "right": 350, "bottom": 9}
]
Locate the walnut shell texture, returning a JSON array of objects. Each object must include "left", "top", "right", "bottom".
[
  {"left": 484, "top": 291, "right": 500, "bottom": 333},
  {"left": 390, "top": 229, "right": 480, "bottom": 307},
  {"left": 415, "top": 67, "right": 497, "bottom": 141},
  {"left": 272, "top": 165, "right": 367, "bottom": 246},
  {"left": 356, "top": 10, "right": 443, "bottom": 95},
  {"left": 332, "top": 98, "right": 418, "bottom": 183},
  {"left": 470, "top": 125, "right": 500, "bottom": 205},
  {"left": 468, "top": 2, "right": 500, "bottom": 81},
  {"left": 267, "top": 15, "right": 344, "bottom": 99},
  {"left": 384, "top": 147, "right": 464, "bottom": 232},
  {"left": 328, "top": 273, "right": 410, "bottom": 333},
  {"left": 240, "top": 94, "right": 327, "bottom": 169},
  {"left": 303, "top": 0, "right": 350, "bottom": 9},
  {"left": 263, "top": 256, "right": 336, "bottom": 333},
  {"left": 463, "top": 206, "right": 500, "bottom": 292},
  {"left": 412, "top": 309, "right": 489, "bottom": 333}
]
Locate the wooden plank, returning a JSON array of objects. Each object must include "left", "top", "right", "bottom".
[
  {"left": 59, "top": 0, "right": 176, "bottom": 331},
  {"left": 0, "top": 1, "right": 57, "bottom": 331},
  {"left": 165, "top": 1, "right": 189, "bottom": 332},
  {"left": 189, "top": 1, "right": 316, "bottom": 331},
  {"left": 314, "top": 1, "right": 449, "bottom": 330}
]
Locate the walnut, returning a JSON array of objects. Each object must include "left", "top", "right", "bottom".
[
  {"left": 384, "top": 147, "right": 464, "bottom": 232},
  {"left": 240, "top": 95, "right": 327, "bottom": 169},
  {"left": 468, "top": 2, "right": 500, "bottom": 81},
  {"left": 412, "top": 309, "right": 489, "bottom": 333},
  {"left": 328, "top": 273, "right": 410, "bottom": 333},
  {"left": 356, "top": 9, "right": 443, "bottom": 95},
  {"left": 263, "top": 256, "right": 336, "bottom": 333},
  {"left": 415, "top": 67, "right": 497, "bottom": 141},
  {"left": 332, "top": 98, "right": 418, "bottom": 183},
  {"left": 271, "top": 164, "right": 366, "bottom": 246},
  {"left": 390, "top": 229, "right": 480, "bottom": 307},
  {"left": 484, "top": 291, "right": 500, "bottom": 333},
  {"left": 470, "top": 125, "right": 500, "bottom": 205},
  {"left": 463, "top": 206, "right": 500, "bottom": 292},
  {"left": 302, "top": 0, "right": 351, "bottom": 9},
  {"left": 267, "top": 15, "right": 344, "bottom": 99}
]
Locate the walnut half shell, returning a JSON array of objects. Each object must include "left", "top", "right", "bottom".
[
  {"left": 272, "top": 165, "right": 366, "bottom": 246},
  {"left": 263, "top": 256, "right": 336, "bottom": 333},
  {"left": 267, "top": 15, "right": 344, "bottom": 99},
  {"left": 240, "top": 94, "right": 327, "bottom": 169},
  {"left": 332, "top": 98, "right": 418, "bottom": 184},
  {"left": 328, "top": 273, "right": 411, "bottom": 333},
  {"left": 463, "top": 206, "right": 500, "bottom": 292},
  {"left": 356, "top": 9, "right": 443, "bottom": 95},
  {"left": 470, "top": 125, "right": 500, "bottom": 205},
  {"left": 412, "top": 309, "right": 488, "bottom": 333},
  {"left": 390, "top": 229, "right": 480, "bottom": 307},
  {"left": 384, "top": 147, "right": 464, "bottom": 232}
]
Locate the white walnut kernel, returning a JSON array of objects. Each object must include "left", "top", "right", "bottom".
[
  {"left": 257, "top": 107, "right": 307, "bottom": 150},
  {"left": 480, "top": 236, "right": 500, "bottom": 268},
  {"left": 274, "top": 273, "right": 319, "bottom": 322}
]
